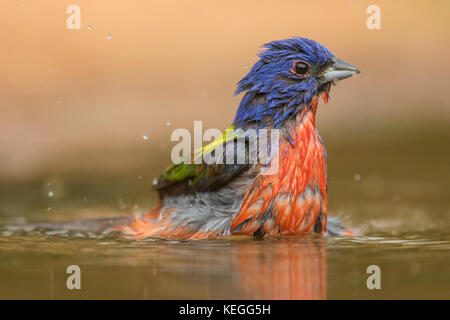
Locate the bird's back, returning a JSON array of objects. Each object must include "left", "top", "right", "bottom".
[{"left": 120, "top": 101, "right": 329, "bottom": 239}]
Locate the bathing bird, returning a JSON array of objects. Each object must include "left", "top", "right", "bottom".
[{"left": 120, "top": 37, "right": 360, "bottom": 239}]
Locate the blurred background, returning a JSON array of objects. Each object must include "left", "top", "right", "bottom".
[
  {"left": 1, "top": 0, "right": 449, "bottom": 181},
  {"left": 0, "top": 0, "right": 449, "bottom": 300}
]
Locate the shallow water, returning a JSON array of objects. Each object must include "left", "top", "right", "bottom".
[{"left": 0, "top": 128, "right": 449, "bottom": 299}]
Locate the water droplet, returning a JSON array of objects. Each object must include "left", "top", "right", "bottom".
[
  {"left": 244, "top": 65, "right": 248, "bottom": 69},
  {"left": 47, "top": 207, "right": 53, "bottom": 212},
  {"left": 166, "top": 121, "right": 171, "bottom": 127},
  {"left": 57, "top": 100, "right": 63, "bottom": 104},
  {"left": 152, "top": 178, "right": 158, "bottom": 185},
  {"left": 45, "top": 230, "right": 68, "bottom": 236},
  {"left": 353, "top": 173, "right": 361, "bottom": 182},
  {"left": 200, "top": 90, "right": 207, "bottom": 97},
  {"left": 73, "top": 232, "right": 85, "bottom": 238},
  {"left": 87, "top": 25, "right": 93, "bottom": 30},
  {"left": 106, "top": 33, "right": 112, "bottom": 40},
  {"left": 138, "top": 175, "right": 143, "bottom": 180},
  {"left": 142, "top": 133, "right": 149, "bottom": 140},
  {"left": 48, "top": 191, "right": 54, "bottom": 197},
  {"left": 117, "top": 198, "right": 126, "bottom": 210}
]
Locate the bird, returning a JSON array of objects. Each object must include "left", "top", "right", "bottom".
[{"left": 119, "top": 37, "right": 360, "bottom": 240}]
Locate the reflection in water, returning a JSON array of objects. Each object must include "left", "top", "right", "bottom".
[
  {"left": 0, "top": 228, "right": 449, "bottom": 299},
  {"left": 232, "top": 238, "right": 327, "bottom": 299},
  {"left": 1, "top": 126, "right": 450, "bottom": 299}
]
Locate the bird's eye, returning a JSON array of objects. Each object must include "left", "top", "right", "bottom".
[{"left": 291, "top": 61, "right": 310, "bottom": 77}]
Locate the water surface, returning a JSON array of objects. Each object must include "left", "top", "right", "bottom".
[{"left": 1, "top": 128, "right": 449, "bottom": 299}]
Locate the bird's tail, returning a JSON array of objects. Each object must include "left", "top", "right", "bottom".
[
  {"left": 116, "top": 203, "right": 230, "bottom": 240},
  {"left": 326, "top": 216, "right": 356, "bottom": 236}
]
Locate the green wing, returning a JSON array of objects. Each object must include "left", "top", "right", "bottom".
[{"left": 154, "top": 126, "right": 250, "bottom": 196}]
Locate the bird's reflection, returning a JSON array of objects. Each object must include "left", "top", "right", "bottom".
[
  {"left": 231, "top": 237, "right": 327, "bottom": 299},
  {"left": 107, "top": 235, "right": 328, "bottom": 299}
]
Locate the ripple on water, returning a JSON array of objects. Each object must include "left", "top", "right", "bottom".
[{"left": 329, "top": 232, "right": 450, "bottom": 250}]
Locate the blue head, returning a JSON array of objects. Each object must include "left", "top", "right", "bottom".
[{"left": 232, "top": 37, "right": 359, "bottom": 129}]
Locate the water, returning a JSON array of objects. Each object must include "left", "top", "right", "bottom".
[{"left": 0, "top": 128, "right": 449, "bottom": 299}]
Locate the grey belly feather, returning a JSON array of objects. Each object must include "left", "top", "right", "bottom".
[{"left": 159, "top": 185, "right": 246, "bottom": 236}]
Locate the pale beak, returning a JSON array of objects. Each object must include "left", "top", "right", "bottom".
[{"left": 320, "top": 57, "right": 360, "bottom": 84}]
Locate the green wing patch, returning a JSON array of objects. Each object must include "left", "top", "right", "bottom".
[
  {"left": 164, "top": 163, "right": 197, "bottom": 182},
  {"left": 154, "top": 125, "right": 248, "bottom": 196},
  {"left": 193, "top": 125, "right": 241, "bottom": 161}
]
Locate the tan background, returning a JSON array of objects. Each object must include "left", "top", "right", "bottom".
[{"left": 1, "top": 0, "right": 449, "bottom": 181}]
